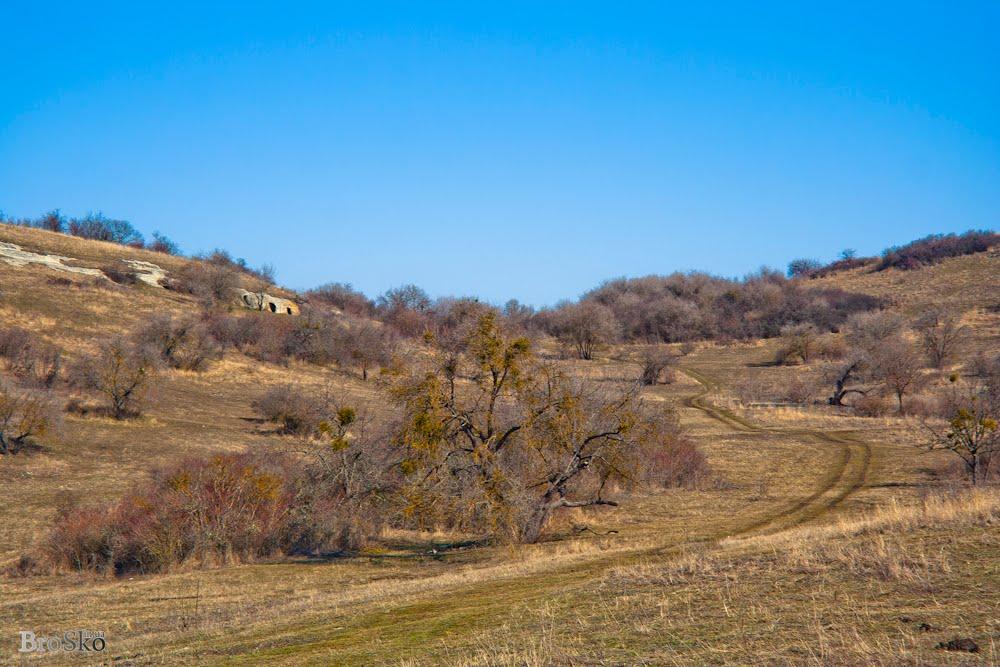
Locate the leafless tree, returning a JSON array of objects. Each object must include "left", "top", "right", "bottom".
[
  {"left": 71, "top": 337, "right": 160, "bottom": 419},
  {"left": 824, "top": 355, "right": 869, "bottom": 406},
  {"left": 554, "top": 301, "right": 619, "bottom": 360},
  {"left": 844, "top": 310, "right": 905, "bottom": 354},
  {"left": 870, "top": 338, "right": 925, "bottom": 414},
  {"left": 775, "top": 323, "right": 819, "bottom": 365},
  {"left": 914, "top": 308, "right": 969, "bottom": 369}
]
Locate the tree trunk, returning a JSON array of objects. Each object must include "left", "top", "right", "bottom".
[{"left": 520, "top": 503, "right": 552, "bottom": 544}]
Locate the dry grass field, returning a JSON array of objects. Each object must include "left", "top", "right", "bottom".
[{"left": 1, "top": 225, "right": 998, "bottom": 665}]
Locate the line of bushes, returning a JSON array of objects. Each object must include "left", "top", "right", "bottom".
[
  {"left": 787, "top": 229, "right": 998, "bottom": 279},
  {"left": 2, "top": 209, "right": 180, "bottom": 255}
]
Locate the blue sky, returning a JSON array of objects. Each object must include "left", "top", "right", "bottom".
[{"left": 1, "top": 2, "right": 997, "bottom": 305}]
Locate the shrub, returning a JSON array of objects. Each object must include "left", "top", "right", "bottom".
[
  {"left": 774, "top": 323, "right": 819, "bottom": 365},
  {"left": 134, "top": 314, "right": 221, "bottom": 371},
  {"left": 806, "top": 255, "right": 871, "bottom": 278},
  {"left": 914, "top": 308, "right": 969, "bottom": 369},
  {"left": 70, "top": 337, "right": 159, "bottom": 419},
  {"left": 569, "top": 272, "right": 880, "bottom": 345},
  {"left": 0, "top": 384, "right": 58, "bottom": 455},
  {"left": 306, "top": 283, "right": 374, "bottom": 317},
  {"left": 68, "top": 213, "right": 144, "bottom": 246},
  {"left": 43, "top": 453, "right": 299, "bottom": 574},
  {"left": 252, "top": 385, "right": 327, "bottom": 436},
  {"left": 854, "top": 394, "right": 890, "bottom": 417},
  {"left": 0, "top": 327, "right": 62, "bottom": 388},
  {"left": 877, "top": 230, "right": 999, "bottom": 271},
  {"left": 34, "top": 209, "right": 66, "bottom": 233},
  {"left": 169, "top": 262, "right": 241, "bottom": 307},
  {"left": 639, "top": 349, "right": 676, "bottom": 385},
  {"left": 43, "top": 445, "right": 393, "bottom": 574},
  {"left": 148, "top": 231, "right": 180, "bottom": 255},
  {"left": 783, "top": 376, "right": 814, "bottom": 404},
  {"left": 787, "top": 258, "right": 822, "bottom": 278},
  {"left": 552, "top": 301, "right": 619, "bottom": 360},
  {"left": 376, "top": 284, "right": 432, "bottom": 337}
]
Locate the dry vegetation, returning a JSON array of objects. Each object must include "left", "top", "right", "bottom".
[{"left": 0, "top": 223, "right": 998, "bottom": 665}]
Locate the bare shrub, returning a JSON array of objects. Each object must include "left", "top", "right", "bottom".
[
  {"left": 566, "top": 271, "right": 881, "bottom": 345},
  {"left": 0, "top": 384, "right": 58, "bottom": 455},
  {"left": 68, "top": 213, "right": 144, "bottom": 246},
  {"left": 34, "top": 209, "right": 66, "bottom": 233},
  {"left": 0, "top": 327, "right": 62, "bottom": 388},
  {"left": 734, "top": 376, "right": 768, "bottom": 406},
  {"left": 333, "top": 319, "right": 396, "bottom": 380},
  {"left": 844, "top": 311, "right": 904, "bottom": 354},
  {"left": 854, "top": 394, "right": 890, "bottom": 417},
  {"left": 134, "top": 314, "right": 221, "bottom": 371},
  {"left": 252, "top": 385, "right": 327, "bottom": 436},
  {"left": 774, "top": 323, "right": 819, "bottom": 365},
  {"left": 70, "top": 338, "right": 159, "bottom": 419},
  {"left": 377, "top": 284, "right": 432, "bottom": 338},
  {"left": 43, "top": 453, "right": 301, "bottom": 574},
  {"left": 148, "top": 231, "right": 180, "bottom": 255},
  {"left": 639, "top": 349, "right": 676, "bottom": 385},
  {"left": 783, "top": 376, "right": 814, "bottom": 404},
  {"left": 170, "top": 262, "right": 241, "bottom": 307},
  {"left": 787, "top": 258, "right": 821, "bottom": 278},
  {"left": 877, "top": 230, "right": 999, "bottom": 271},
  {"left": 553, "top": 301, "right": 619, "bottom": 360},
  {"left": 816, "top": 336, "right": 846, "bottom": 360},
  {"left": 914, "top": 308, "right": 969, "bottom": 369},
  {"left": 870, "top": 337, "right": 925, "bottom": 414},
  {"left": 306, "top": 282, "right": 374, "bottom": 317}
]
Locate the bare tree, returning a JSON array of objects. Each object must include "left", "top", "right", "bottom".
[
  {"left": 343, "top": 321, "right": 396, "bottom": 380},
  {"left": 775, "top": 323, "right": 819, "bottom": 365},
  {"left": 914, "top": 308, "right": 969, "bottom": 369},
  {"left": 555, "top": 302, "right": 619, "bottom": 360},
  {"left": 71, "top": 338, "right": 159, "bottom": 419},
  {"left": 844, "top": 311, "right": 904, "bottom": 354},
  {"left": 871, "top": 338, "right": 924, "bottom": 414},
  {"left": 824, "top": 355, "right": 869, "bottom": 406}
]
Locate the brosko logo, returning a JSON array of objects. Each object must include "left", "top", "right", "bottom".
[{"left": 19, "top": 630, "right": 106, "bottom": 653}]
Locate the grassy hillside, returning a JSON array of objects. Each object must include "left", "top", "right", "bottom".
[{"left": 1, "top": 224, "right": 998, "bottom": 665}]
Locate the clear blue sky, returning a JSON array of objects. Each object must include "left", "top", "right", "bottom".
[{"left": 2, "top": 2, "right": 997, "bottom": 305}]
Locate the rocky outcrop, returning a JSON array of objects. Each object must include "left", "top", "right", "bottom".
[
  {"left": 236, "top": 288, "right": 299, "bottom": 315},
  {"left": 0, "top": 241, "right": 168, "bottom": 287},
  {"left": 0, "top": 241, "right": 104, "bottom": 277},
  {"left": 122, "top": 259, "right": 167, "bottom": 286}
]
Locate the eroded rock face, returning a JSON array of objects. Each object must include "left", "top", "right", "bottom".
[
  {"left": 0, "top": 241, "right": 168, "bottom": 288},
  {"left": 122, "top": 259, "right": 167, "bottom": 287},
  {"left": 0, "top": 241, "right": 104, "bottom": 277},
  {"left": 236, "top": 288, "right": 299, "bottom": 315}
]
